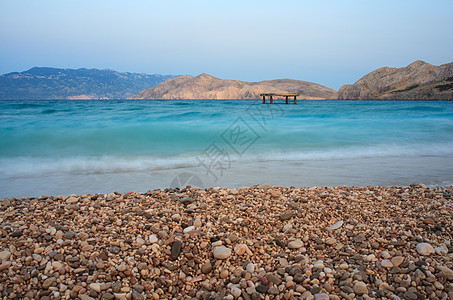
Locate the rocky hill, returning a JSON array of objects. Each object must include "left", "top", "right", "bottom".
[
  {"left": 336, "top": 61, "right": 453, "bottom": 100},
  {"left": 129, "top": 73, "right": 336, "bottom": 100},
  {"left": 0, "top": 67, "right": 177, "bottom": 100}
]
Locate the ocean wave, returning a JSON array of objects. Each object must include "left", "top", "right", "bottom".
[{"left": 2, "top": 142, "right": 453, "bottom": 179}]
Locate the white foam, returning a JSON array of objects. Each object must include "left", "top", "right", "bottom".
[{"left": 2, "top": 142, "right": 453, "bottom": 179}]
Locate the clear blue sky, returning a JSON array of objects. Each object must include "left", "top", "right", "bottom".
[{"left": 1, "top": 0, "right": 452, "bottom": 89}]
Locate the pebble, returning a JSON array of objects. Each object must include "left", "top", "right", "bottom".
[
  {"left": 183, "top": 225, "right": 195, "bottom": 233},
  {"left": 325, "top": 238, "right": 337, "bottom": 245},
  {"left": 171, "top": 240, "right": 182, "bottom": 260},
  {"left": 117, "top": 264, "right": 128, "bottom": 272},
  {"left": 391, "top": 256, "right": 404, "bottom": 267},
  {"left": 194, "top": 218, "right": 202, "bottom": 228},
  {"left": 42, "top": 277, "right": 55, "bottom": 289},
  {"left": 327, "top": 220, "right": 343, "bottom": 230},
  {"left": 402, "top": 291, "right": 417, "bottom": 300},
  {"left": 0, "top": 185, "right": 451, "bottom": 299},
  {"left": 149, "top": 234, "right": 158, "bottom": 243},
  {"left": 437, "top": 266, "right": 453, "bottom": 280},
  {"left": 201, "top": 261, "right": 212, "bottom": 274},
  {"left": 0, "top": 262, "right": 11, "bottom": 271},
  {"left": 213, "top": 246, "right": 232, "bottom": 259},
  {"left": 89, "top": 283, "right": 101, "bottom": 293},
  {"left": 288, "top": 239, "right": 304, "bottom": 249},
  {"left": 0, "top": 250, "right": 11, "bottom": 260},
  {"left": 434, "top": 245, "right": 448, "bottom": 255},
  {"left": 234, "top": 244, "right": 247, "bottom": 255},
  {"left": 416, "top": 243, "right": 435, "bottom": 256},
  {"left": 353, "top": 281, "right": 368, "bottom": 295},
  {"left": 256, "top": 284, "right": 268, "bottom": 293},
  {"left": 314, "top": 293, "right": 330, "bottom": 300},
  {"left": 231, "top": 286, "right": 242, "bottom": 298},
  {"left": 246, "top": 262, "right": 255, "bottom": 273},
  {"left": 279, "top": 212, "right": 293, "bottom": 221},
  {"left": 381, "top": 259, "right": 393, "bottom": 268}
]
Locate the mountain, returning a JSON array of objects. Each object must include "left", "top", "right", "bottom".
[
  {"left": 0, "top": 67, "right": 177, "bottom": 100},
  {"left": 129, "top": 73, "right": 336, "bottom": 100},
  {"left": 335, "top": 61, "right": 453, "bottom": 100}
]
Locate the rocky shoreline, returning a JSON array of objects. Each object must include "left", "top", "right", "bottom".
[{"left": 0, "top": 185, "right": 452, "bottom": 300}]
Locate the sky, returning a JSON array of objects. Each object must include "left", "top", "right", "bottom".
[{"left": 1, "top": 0, "right": 452, "bottom": 90}]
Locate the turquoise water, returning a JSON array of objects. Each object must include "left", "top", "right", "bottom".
[{"left": 1, "top": 100, "right": 453, "bottom": 197}]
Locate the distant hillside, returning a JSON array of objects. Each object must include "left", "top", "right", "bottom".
[
  {"left": 336, "top": 60, "right": 453, "bottom": 100},
  {"left": 0, "top": 67, "right": 177, "bottom": 100},
  {"left": 129, "top": 73, "right": 336, "bottom": 100}
]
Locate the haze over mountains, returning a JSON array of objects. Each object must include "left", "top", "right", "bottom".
[
  {"left": 129, "top": 73, "right": 336, "bottom": 100},
  {"left": 1, "top": 61, "right": 452, "bottom": 100},
  {"left": 0, "top": 67, "right": 177, "bottom": 100}
]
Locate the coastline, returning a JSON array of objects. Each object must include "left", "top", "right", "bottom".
[{"left": 1, "top": 185, "right": 452, "bottom": 299}]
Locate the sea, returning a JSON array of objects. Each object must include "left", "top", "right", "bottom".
[{"left": 1, "top": 100, "right": 453, "bottom": 198}]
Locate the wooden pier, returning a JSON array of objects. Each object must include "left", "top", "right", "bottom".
[{"left": 260, "top": 93, "right": 299, "bottom": 104}]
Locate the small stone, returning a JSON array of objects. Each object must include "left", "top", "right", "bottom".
[
  {"left": 0, "top": 250, "right": 11, "bottom": 260},
  {"left": 434, "top": 245, "right": 448, "bottom": 256},
  {"left": 283, "top": 224, "right": 292, "bottom": 232},
  {"left": 194, "top": 219, "right": 202, "bottom": 228},
  {"left": 42, "top": 277, "right": 55, "bottom": 289},
  {"left": 288, "top": 239, "right": 304, "bottom": 249},
  {"left": 132, "top": 291, "right": 145, "bottom": 300},
  {"left": 353, "top": 281, "right": 368, "bottom": 295},
  {"left": 391, "top": 256, "right": 404, "bottom": 267},
  {"left": 82, "top": 244, "right": 94, "bottom": 252},
  {"left": 234, "top": 244, "right": 247, "bottom": 255},
  {"left": 213, "top": 246, "right": 232, "bottom": 259},
  {"left": 112, "top": 283, "right": 122, "bottom": 293},
  {"left": 183, "top": 226, "right": 195, "bottom": 233},
  {"left": 402, "top": 291, "right": 417, "bottom": 300},
  {"left": 66, "top": 196, "right": 78, "bottom": 203},
  {"left": 327, "top": 220, "right": 343, "bottom": 230},
  {"left": 325, "top": 238, "right": 337, "bottom": 245},
  {"left": 212, "top": 240, "right": 223, "bottom": 247},
  {"left": 117, "top": 264, "right": 128, "bottom": 272},
  {"left": 89, "top": 283, "right": 101, "bottom": 293},
  {"left": 381, "top": 259, "right": 393, "bottom": 268},
  {"left": 354, "top": 234, "right": 366, "bottom": 243},
  {"left": 180, "top": 197, "right": 194, "bottom": 205},
  {"left": 416, "top": 243, "right": 435, "bottom": 256},
  {"left": 246, "top": 263, "right": 255, "bottom": 273},
  {"left": 268, "top": 286, "right": 279, "bottom": 295},
  {"left": 10, "top": 231, "right": 22, "bottom": 237},
  {"left": 149, "top": 235, "right": 158, "bottom": 243},
  {"left": 171, "top": 240, "right": 182, "bottom": 260},
  {"left": 256, "top": 284, "right": 268, "bottom": 293},
  {"left": 231, "top": 286, "right": 241, "bottom": 298},
  {"left": 0, "top": 262, "right": 11, "bottom": 271},
  {"left": 136, "top": 237, "right": 145, "bottom": 246},
  {"left": 279, "top": 212, "right": 293, "bottom": 221},
  {"left": 201, "top": 261, "right": 212, "bottom": 274},
  {"left": 314, "top": 293, "right": 330, "bottom": 300},
  {"left": 437, "top": 266, "right": 453, "bottom": 280},
  {"left": 265, "top": 274, "right": 282, "bottom": 285},
  {"left": 114, "top": 293, "right": 127, "bottom": 299}
]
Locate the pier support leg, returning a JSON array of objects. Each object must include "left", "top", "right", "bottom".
[
  {"left": 262, "top": 95, "right": 265, "bottom": 104},
  {"left": 285, "top": 96, "right": 289, "bottom": 104},
  {"left": 294, "top": 96, "right": 297, "bottom": 104},
  {"left": 270, "top": 95, "right": 273, "bottom": 104}
]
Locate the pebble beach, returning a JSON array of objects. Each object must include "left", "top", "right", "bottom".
[{"left": 1, "top": 184, "right": 452, "bottom": 300}]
